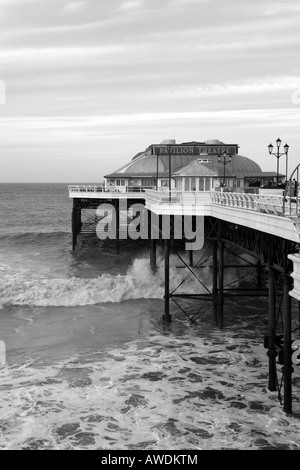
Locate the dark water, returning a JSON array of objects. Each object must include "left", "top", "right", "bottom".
[{"left": 0, "top": 183, "right": 299, "bottom": 450}]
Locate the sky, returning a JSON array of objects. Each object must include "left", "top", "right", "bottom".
[{"left": 0, "top": 0, "right": 300, "bottom": 183}]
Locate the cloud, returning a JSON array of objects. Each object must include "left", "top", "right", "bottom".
[
  {"left": 0, "top": 0, "right": 39, "bottom": 3},
  {"left": 0, "top": 80, "right": 6, "bottom": 104},
  {"left": 119, "top": 0, "right": 141, "bottom": 9},
  {"left": 154, "top": 76, "right": 300, "bottom": 99},
  {"left": 1, "top": 0, "right": 299, "bottom": 182},
  {"left": 260, "top": 2, "right": 300, "bottom": 16},
  {"left": 63, "top": 1, "right": 86, "bottom": 13},
  {"left": 0, "top": 44, "right": 130, "bottom": 61},
  {"left": 1, "top": 108, "right": 299, "bottom": 132},
  {"left": 170, "top": 0, "right": 209, "bottom": 4}
]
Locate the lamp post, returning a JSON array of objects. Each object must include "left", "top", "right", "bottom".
[
  {"left": 218, "top": 151, "right": 232, "bottom": 188},
  {"left": 268, "top": 138, "right": 289, "bottom": 187}
]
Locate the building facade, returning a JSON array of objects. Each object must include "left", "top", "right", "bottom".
[{"left": 104, "top": 139, "right": 283, "bottom": 192}]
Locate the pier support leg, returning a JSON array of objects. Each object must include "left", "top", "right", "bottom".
[
  {"left": 170, "top": 215, "right": 174, "bottom": 251},
  {"left": 158, "top": 215, "right": 162, "bottom": 245},
  {"left": 163, "top": 238, "right": 171, "bottom": 322},
  {"left": 150, "top": 239, "right": 157, "bottom": 273},
  {"left": 257, "top": 260, "right": 262, "bottom": 289},
  {"left": 268, "top": 266, "right": 277, "bottom": 391},
  {"left": 283, "top": 270, "right": 293, "bottom": 414},
  {"left": 217, "top": 221, "right": 224, "bottom": 329},
  {"left": 212, "top": 239, "right": 218, "bottom": 325},
  {"left": 72, "top": 229, "right": 77, "bottom": 251},
  {"left": 72, "top": 206, "right": 81, "bottom": 251}
]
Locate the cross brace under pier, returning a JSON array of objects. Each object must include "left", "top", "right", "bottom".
[{"left": 157, "top": 217, "right": 299, "bottom": 415}]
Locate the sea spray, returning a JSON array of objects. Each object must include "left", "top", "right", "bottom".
[
  {"left": 0, "top": 253, "right": 257, "bottom": 308},
  {"left": 0, "top": 257, "right": 162, "bottom": 307}
]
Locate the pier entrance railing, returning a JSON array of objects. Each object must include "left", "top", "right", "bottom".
[
  {"left": 145, "top": 189, "right": 211, "bottom": 205},
  {"left": 212, "top": 191, "right": 300, "bottom": 217},
  {"left": 283, "top": 163, "right": 300, "bottom": 216},
  {"left": 146, "top": 189, "right": 300, "bottom": 218},
  {"left": 68, "top": 184, "right": 155, "bottom": 194}
]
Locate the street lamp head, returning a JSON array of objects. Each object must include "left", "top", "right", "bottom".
[
  {"left": 284, "top": 143, "right": 289, "bottom": 154},
  {"left": 268, "top": 143, "right": 274, "bottom": 154},
  {"left": 218, "top": 152, "right": 232, "bottom": 163},
  {"left": 276, "top": 138, "right": 282, "bottom": 149}
]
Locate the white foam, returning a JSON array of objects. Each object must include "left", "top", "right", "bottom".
[
  {"left": 0, "top": 257, "right": 186, "bottom": 307},
  {"left": 0, "top": 255, "right": 255, "bottom": 308}
]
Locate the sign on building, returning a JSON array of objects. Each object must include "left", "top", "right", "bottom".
[{"left": 152, "top": 144, "right": 239, "bottom": 156}]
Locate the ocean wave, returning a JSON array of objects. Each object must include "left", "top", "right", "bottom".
[
  {"left": 0, "top": 258, "right": 213, "bottom": 308},
  {"left": 0, "top": 231, "right": 71, "bottom": 245}
]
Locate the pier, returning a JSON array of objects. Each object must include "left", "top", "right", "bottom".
[{"left": 68, "top": 153, "right": 300, "bottom": 415}]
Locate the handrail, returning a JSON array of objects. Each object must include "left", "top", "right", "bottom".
[
  {"left": 211, "top": 190, "right": 300, "bottom": 217},
  {"left": 68, "top": 185, "right": 300, "bottom": 219},
  {"left": 145, "top": 189, "right": 181, "bottom": 203},
  {"left": 145, "top": 189, "right": 212, "bottom": 205},
  {"left": 68, "top": 185, "right": 155, "bottom": 194},
  {"left": 68, "top": 184, "right": 105, "bottom": 192},
  {"left": 283, "top": 164, "right": 300, "bottom": 216}
]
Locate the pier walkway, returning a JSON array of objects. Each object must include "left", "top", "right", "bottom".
[{"left": 69, "top": 185, "right": 300, "bottom": 243}]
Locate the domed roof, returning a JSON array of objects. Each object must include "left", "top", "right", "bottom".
[
  {"left": 105, "top": 143, "right": 262, "bottom": 178},
  {"left": 118, "top": 153, "right": 262, "bottom": 176},
  {"left": 196, "top": 155, "right": 262, "bottom": 177},
  {"left": 124, "top": 154, "right": 164, "bottom": 174},
  {"left": 230, "top": 154, "right": 262, "bottom": 174},
  {"left": 112, "top": 152, "right": 201, "bottom": 175},
  {"left": 174, "top": 160, "right": 218, "bottom": 177}
]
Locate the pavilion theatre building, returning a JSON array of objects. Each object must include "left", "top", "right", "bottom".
[{"left": 104, "top": 139, "right": 283, "bottom": 192}]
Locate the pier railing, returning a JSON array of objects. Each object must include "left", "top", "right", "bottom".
[
  {"left": 68, "top": 185, "right": 155, "bottom": 194},
  {"left": 69, "top": 185, "right": 300, "bottom": 218},
  {"left": 145, "top": 189, "right": 212, "bottom": 205},
  {"left": 211, "top": 191, "right": 300, "bottom": 217},
  {"left": 146, "top": 189, "right": 300, "bottom": 217},
  {"left": 68, "top": 185, "right": 105, "bottom": 193},
  {"left": 145, "top": 189, "right": 181, "bottom": 203},
  {"left": 283, "top": 164, "right": 300, "bottom": 216}
]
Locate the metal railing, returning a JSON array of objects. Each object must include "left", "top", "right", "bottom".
[
  {"left": 283, "top": 164, "right": 300, "bottom": 216},
  {"left": 68, "top": 185, "right": 300, "bottom": 218},
  {"left": 68, "top": 185, "right": 105, "bottom": 193},
  {"left": 146, "top": 188, "right": 300, "bottom": 218},
  {"left": 145, "top": 189, "right": 218, "bottom": 208},
  {"left": 211, "top": 191, "right": 300, "bottom": 217},
  {"left": 145, "top": 189, "right": 182, "bottom": 203},
  {"left": 68, "top": 185, "right": 155, "bottom": 194}
]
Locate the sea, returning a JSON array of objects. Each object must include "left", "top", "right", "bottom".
[{"left": 0, "top": 183, "right": 300, "bottom": 451}]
